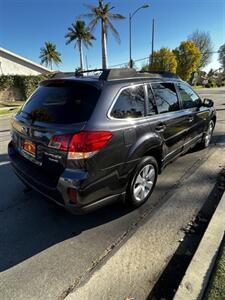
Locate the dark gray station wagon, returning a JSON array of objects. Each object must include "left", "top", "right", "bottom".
[{"left": 8, "top": 68, "right": 216, "bottom": 213}]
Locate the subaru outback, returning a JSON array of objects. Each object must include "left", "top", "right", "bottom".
[{"left": 8, "top": 68, "right": 216, "bottom": 213}]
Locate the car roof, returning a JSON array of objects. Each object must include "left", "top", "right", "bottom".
[{"left": 45, "top": 68, "right": 183, "bottom": 87}]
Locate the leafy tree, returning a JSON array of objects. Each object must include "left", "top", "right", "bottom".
[
  {"left": 141, "top": 64, "right": 149, "bottom": 72},
  {"left": 189, "top": 30, "right": 213, "bottom": 69},
  {"left": 65, "top": 19, "right": 95, "bottom": 70},
  {"left": 148, "top": 48, "right": 177, "bottom": 73},
  {"left": 39, "top": 42, "right": 61, "bottom": 70},
  {"left": 174, "top": 40, "right": 202, "bottom": 81},
  {"left": 218, "top": 43, "right": 225, "bottom": 70},
  {"left": 83, "top": 0, "right": 125, "bottom": 69}
]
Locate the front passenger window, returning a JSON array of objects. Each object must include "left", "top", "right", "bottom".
[{"left": 177, "top": 83, "right": 201, "bottom": 109}]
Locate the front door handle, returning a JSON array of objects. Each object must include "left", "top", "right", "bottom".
[{"left": 155, "top": 123, "right": 166, "bottom": 132}]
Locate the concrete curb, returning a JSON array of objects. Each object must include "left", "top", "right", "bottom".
[{"left": 173, "top": 191, "right": 225, "bottom": 300}]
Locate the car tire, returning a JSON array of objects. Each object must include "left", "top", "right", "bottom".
[
  {"left": 199, "top": 120, "right": 215, "bottom": 149},
  {"left": 125, "top": 156, "right": 158, "bottom": 208}
]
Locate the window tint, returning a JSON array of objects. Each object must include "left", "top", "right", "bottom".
[
  {"left": 147, "top": 86, "right": 156, "bottom": 116},
  {"left": 20, "top": 82, "right": 101, "bottom": 124},
  {"left": 151, "top": 83, "right": 179, "bottom": 114},
  {"left": 177, "top": 83, "right": 200, "bottom": 109},
  {"left": 111, "top": 85, "right": 145, "bottom": 119}
]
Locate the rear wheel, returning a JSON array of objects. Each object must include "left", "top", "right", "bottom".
[
  {"left": 199, "top": 120, "right": 215, "bottom": 149},
  {"left": 125, "top": 156, "right": 158, "bottom": 208}
]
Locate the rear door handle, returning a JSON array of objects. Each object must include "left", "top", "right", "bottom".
[{"left": 155, "top": 123, "right": 166, "bottom": 132}]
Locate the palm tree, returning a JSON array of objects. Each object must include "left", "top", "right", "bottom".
[
  {"left": 65, "top": 19, "right": 95, "bottom": 71},
  {"left": 83, "top": 0, "right": 125, "bottom": 69},
  {"left": 39, "top": 42, "right": 61, "bottom": 70}
]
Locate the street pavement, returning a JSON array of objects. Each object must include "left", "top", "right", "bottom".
[{"left": 0, "top": 88, "right": 224, "bottom": 300}]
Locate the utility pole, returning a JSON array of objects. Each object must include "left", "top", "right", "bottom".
[
  {"left": 151, "top": 18, "right": 155, "bottom": 68},
  {"left": 85, "top": 55, "right": 88, "bottom": 71}
]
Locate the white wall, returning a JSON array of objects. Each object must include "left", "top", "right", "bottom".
[{"left": 0, "top": 51, "right": 49, "bottom": 75}]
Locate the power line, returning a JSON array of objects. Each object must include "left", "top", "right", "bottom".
[{"left": 109, "top": 51, "right": 223, "bottom": 69}]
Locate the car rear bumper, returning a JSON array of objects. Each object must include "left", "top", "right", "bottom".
[{"left": 8, "top": 141, "right": 121, "bottom": 213}]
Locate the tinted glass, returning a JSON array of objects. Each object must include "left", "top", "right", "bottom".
[
  {"left": 151, "top": 83, "right": 179, "bottom": 114},
  {"left": 20, "top": 82, "right": 101, "bottom": 124},
  {"left": 111, "top": 85, "right": 145, "bottom": 119},
  {"left": 147, "top": 86, "right": 156, "bottom": 116},
  {"left": 177, "top": 83, "right": 200, "bottom": 109}
]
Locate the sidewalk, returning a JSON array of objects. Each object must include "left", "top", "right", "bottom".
[
  {"left": 64, "top": 148, "right": 225, "bottom": 300},
  {"left": 205, "top": 236, "right": 225, "bottom": 299},
  {"left": 174, "top": 192, "right": 225, "bottom": 300}
]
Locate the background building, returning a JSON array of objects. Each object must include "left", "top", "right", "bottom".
[{"left": 0, "top": 47, "right": 52, "bottom": 75}]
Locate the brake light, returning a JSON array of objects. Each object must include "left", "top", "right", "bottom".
[
  {"left": 48, "top": 131, "right": 112, "bottom": 159},
  {"left": 68, "top": 131, "right": 112, "bottom": 159}
]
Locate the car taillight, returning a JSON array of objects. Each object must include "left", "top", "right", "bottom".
[
  {"left": 67, "top": 188, "right": 77, "bottom": 204},
  {"left": 48, "top": 131, "right": 112, "bottom": 159}
]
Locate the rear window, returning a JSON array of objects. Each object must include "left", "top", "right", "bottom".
[{"left": 20, "top": 81, "right": 101, "bottom": 124}]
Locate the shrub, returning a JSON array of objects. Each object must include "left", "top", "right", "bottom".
[{"left": 0, "top": 74, "right": 50, "bottom": 100}]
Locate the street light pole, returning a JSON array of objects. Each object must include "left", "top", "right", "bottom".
[
  {"left": 129, "top": 13, "right": 132, "bottom": 68},
  {"left": 129, "top": 4, "right": 150, "bottom": 68}
]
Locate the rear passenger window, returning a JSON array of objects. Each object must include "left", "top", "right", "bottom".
[
  {"left": 111, "top": 85, "right": 145, "bottom": 119},
  {"left": 177, "top": 83, "right": 200, "bottom": 109},
  {"left": 147, "top": 86, "right": 156, "bottom": 116},
  {"left": 151, "top": 83, "right": 180, "bottom": 114}
]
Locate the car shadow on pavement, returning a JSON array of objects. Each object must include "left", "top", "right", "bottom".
[
  {"left": 0, "top": 153, "right": 9, "bottom": 163},
  {"left": 0, "top": 134, "right": 224, "bottom": 272},
  {"left": 0, "top": 159, "right": 131, "bottom": 272}
]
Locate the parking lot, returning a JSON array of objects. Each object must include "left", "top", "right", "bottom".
[{"left": 0, "top": 88, "right": 225, "bottom": 300}]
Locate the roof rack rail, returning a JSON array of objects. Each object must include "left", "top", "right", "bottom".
[{"left": 51, "top": 68, "right": 180, "bottom": 81}]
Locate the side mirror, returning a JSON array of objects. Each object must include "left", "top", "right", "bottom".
[{"left": 203, "top": 98, "right": 214, "bottom": 108}]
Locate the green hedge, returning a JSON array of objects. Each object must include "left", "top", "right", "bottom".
[{"left": 0, "top": 74, "right": 51, "bottom": 100}]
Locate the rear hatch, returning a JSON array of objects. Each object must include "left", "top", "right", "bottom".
[{"left": 11, "top": 79, "right": 101, "bottom": 179}]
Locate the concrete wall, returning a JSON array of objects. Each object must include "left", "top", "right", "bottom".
[{"left": 0, "top": 50, "right": 49, "bottom": 75}]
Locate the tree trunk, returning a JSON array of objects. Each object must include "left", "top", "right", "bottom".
[
  {"left": 79, "top": 39, "right": 84, "bottom": 70},
  {"left": 101, "top": 20, "right": 108, "bottom": 69}
]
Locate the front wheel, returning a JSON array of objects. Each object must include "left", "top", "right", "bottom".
[
  {"left": 125, "top": 156, "right": 158, "bottom": 208},
  {"left": 199, "top": 120, "right": 215, "bottom": 149}
]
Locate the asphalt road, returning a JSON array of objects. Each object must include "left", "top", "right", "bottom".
[{"left": 0, "top": 88, "right": 224, "bottom": 300}]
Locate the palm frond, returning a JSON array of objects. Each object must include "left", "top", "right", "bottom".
[
  {"left": 107, "top": 19, "right": 120, "bottom": 43},
  {"left": 89, "top": 18, "right": 99, "bottom": 31},
  {"left": 39, "top": 41, "right": 61, "bottom": 68},
  {"left": 80, "top": 13, "right": 96, "bottom": 19},
  {"left": 109, "top": 13, "right": 126, "bottom": 20}
]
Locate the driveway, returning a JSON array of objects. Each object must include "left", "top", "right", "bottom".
[{"left": 0, "top": 88, "right": 224, "bottom": 300}]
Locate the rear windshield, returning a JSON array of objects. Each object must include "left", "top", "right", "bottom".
[{"left": 20, "top": 81, "right": 101, "bottom": 124}]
